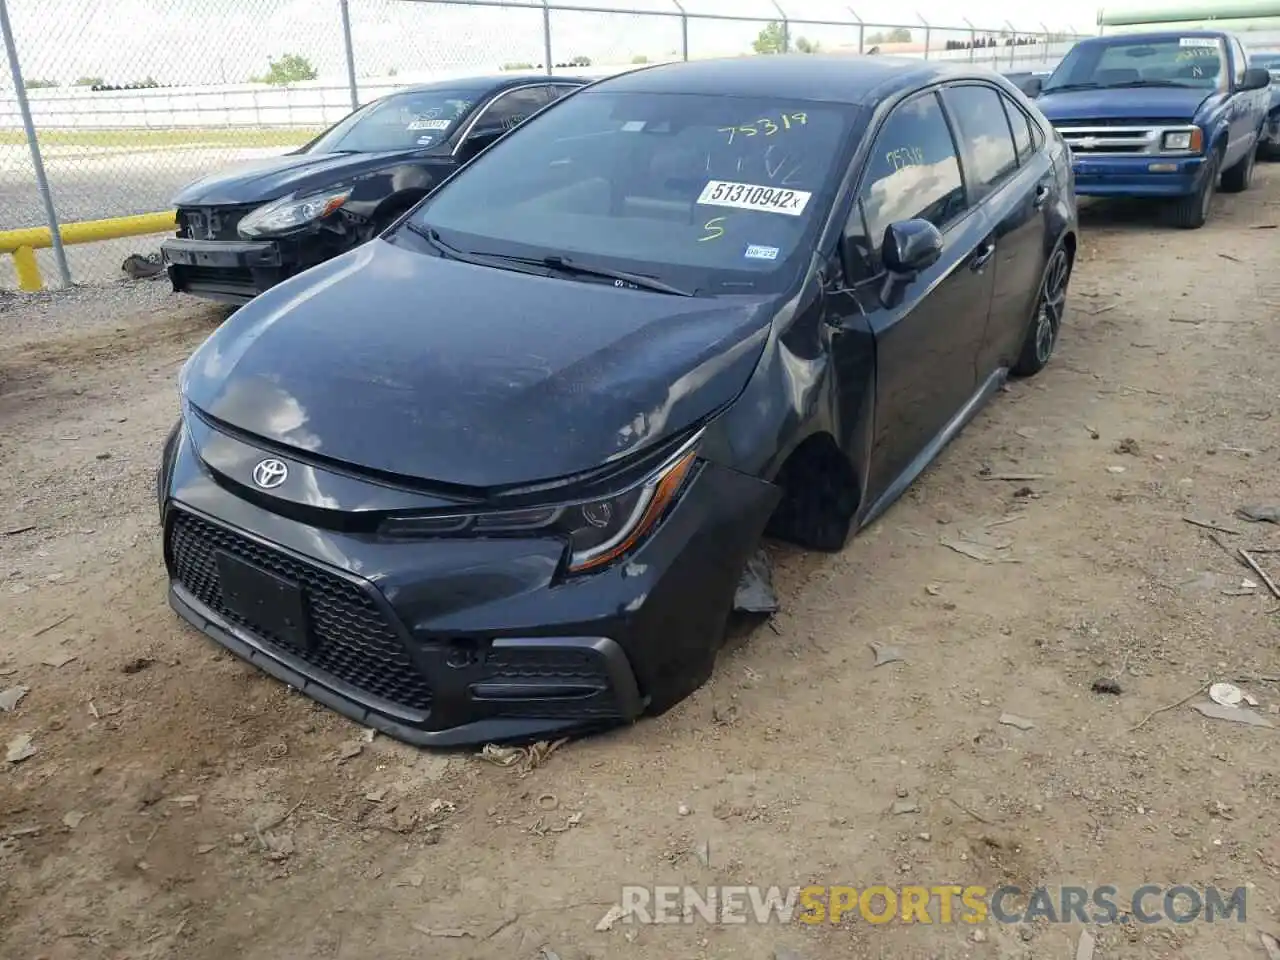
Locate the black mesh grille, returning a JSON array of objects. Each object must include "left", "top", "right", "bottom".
[
  {"left": 486, "top": 646, "right": 609, "bottom": 681},
  {"left": 167, "top": 510, "right": 433, "bottom": 713},
  {"left": 484, "top": 647, "right": 620, "bottom": 720}
]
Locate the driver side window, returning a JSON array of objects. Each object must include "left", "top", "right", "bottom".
[{"left": 844, "top": 90, "right": 966, "bottom": 280}]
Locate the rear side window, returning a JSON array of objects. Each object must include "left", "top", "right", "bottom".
[
  {"left": 849, "top": 90, "right": 966, "bottom": 262},
  {"left": 943, "top": 84, "right": 1019, "bottom": 197},
  {"left": 1001, "top": 94, "right": 1035, "bottom": 164}
]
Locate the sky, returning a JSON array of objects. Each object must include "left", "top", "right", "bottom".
[{"left": 1, "top": 0, "right": 1101, "bottom": 90}]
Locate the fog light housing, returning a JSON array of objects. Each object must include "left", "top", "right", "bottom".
[{"left": 1148, "top": 162, "right": 1178, "bottom": 172}]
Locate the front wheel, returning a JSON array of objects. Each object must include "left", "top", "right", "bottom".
[
  {"left": 1221, "top": 141, "right": 1257, "bottom": 193},
  {"left": 1172, "top": 151, "right": 1220, "bottom": 228},
  {"left": 1012, "top": 244, "right": 1071, "bottom": 378}
]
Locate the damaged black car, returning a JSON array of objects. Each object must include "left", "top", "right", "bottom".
[
  {"left": 159, "top": 55, "right": 1077, "bottom": 746},
  {"left": 160, "top": 75, "right": 587, "bottom": 304}
]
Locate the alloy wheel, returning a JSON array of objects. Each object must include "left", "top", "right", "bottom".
[{"left": 1034, "top": 248, "right": 1070, "bottom": 364}]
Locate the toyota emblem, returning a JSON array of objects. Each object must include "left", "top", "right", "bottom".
[{"left": 252, "top": 458, "right": 288, "bottom": 489}]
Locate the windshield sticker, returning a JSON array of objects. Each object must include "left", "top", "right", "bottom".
[
  {"left": 416, "top": 135, "right": 437, "bottom": 145},
  {"left": 1176, "top": 47, "right": 1218, "bottom": 60},
  {"left": 408, "top": 118, "right": 451, "bottom": 131},
  {"left": 718, "top": 113, "right": 807, "bottom": 143},
  {"left": 621, "top": 120, "right": 646, "bottom": 132},
  {"left": 1179, "top": 37, "right": 1218, "bottom": 47},
  {"left": 698, "top": 216, "right": 727, "bottom": 242},
  {"left": 697, "top": 180, "right": 812, "bottom": 216},
  {"left": 744, "top": 244, "right": 779, "bottom": 261}
]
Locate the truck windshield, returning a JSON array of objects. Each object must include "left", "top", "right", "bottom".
[{"left": 1044, "top": 37, "right": 1226, "bottom": 92}]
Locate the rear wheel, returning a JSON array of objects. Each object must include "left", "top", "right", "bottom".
[
  {"left": 1172, "top": 150, "right": 1220, "bottom": 228},
  {"left": 1012, "top": 244, "right": 1071, "bottom": 378},
  {"left": 1221, "top": 141, "right": 1257, "bottom": 193}
]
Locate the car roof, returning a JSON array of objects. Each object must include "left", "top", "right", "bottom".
[
  {"left": 595, "top": 55, "right": 1002, "bottom": 106},
  {"left": 396, "top": 75, "right": 589, "bottom": 96}
]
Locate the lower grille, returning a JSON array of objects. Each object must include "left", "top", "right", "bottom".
[
  {"left": 484, "top": 646, "right": 621, "bottom": 720},
  {"left": 167, "top": 510, "right": 433, "bottom": 713},
  {"left": 175, "top": 266, "right": 257, "bottom": 288}
]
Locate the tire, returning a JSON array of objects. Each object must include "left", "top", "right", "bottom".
[
  {"left": 1221, "top": 140, "right": 1257, "bottom": 193},
  {"left": 1172, "top": 149, "right": 1220, "bottom": 229},
  {"left": 1011, "top": 244, "right": 1071, "bottom": 378}
]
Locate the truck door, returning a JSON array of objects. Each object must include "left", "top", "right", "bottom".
[{"left": 1227, "top": 36, "right": 1255, "bottom": 160}]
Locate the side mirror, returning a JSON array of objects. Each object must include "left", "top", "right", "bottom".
[
  {"left": 882, "top": 219, "right": 943, "bottom": 276},
  {"left": 1023, "top": 76, "right": 1044, "bottom": 97},
  {"left": 878, "top": 219, "right": 943, "bottom": 309},
  {"left": 1241, "top": 67, "right": 1272, "bottom": 91}
]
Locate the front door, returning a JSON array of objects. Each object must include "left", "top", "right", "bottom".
[{"left": 830, "top": 88, "right": 996, "bottom": 510}]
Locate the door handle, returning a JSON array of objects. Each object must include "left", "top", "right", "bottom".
[
  {"left": 1033, "top": 182, "right": 1051, "bottom": 208},
  {"left": 970, "top": 239, "right": 996, "bottom": 272}
]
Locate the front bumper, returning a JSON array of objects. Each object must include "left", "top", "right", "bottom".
[
  {"left": 159, "top": 423, "right": 778, "bottom": 746},
  {"left": 1069, "top": 153, "right": 1207, "bottom": 198},
  {"left": 161, "top": 237, "right": 294, "bottom": 304}
]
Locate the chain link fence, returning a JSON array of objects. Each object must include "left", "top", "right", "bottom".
[{"left": 0, "top": 0, "right": 1088, "bottom": 291}]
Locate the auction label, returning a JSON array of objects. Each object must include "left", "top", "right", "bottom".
[{"left": 697, "top": 180, "right": 811, "bottom": 216}]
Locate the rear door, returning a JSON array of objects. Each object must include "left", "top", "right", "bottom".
[
  {"left": 941, "top": 82, "right": 1052, "bottom": 379},
  {"left": 838, "top": 89, "right": 996, "bottom": 506}
]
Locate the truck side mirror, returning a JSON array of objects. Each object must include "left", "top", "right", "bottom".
[{"left": 1241, "top": 67, "right": 1272, "bottom": 91}]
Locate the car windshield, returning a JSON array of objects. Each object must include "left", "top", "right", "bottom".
[
  {"left": 1044, "top": 36, "right": 1227, "bottom": 91},
  {"left": 305, "top": 89, "right": 479, "bottom": 154},
  {"left": 405, "top": 88, "right": 857, "bottom": 295}
]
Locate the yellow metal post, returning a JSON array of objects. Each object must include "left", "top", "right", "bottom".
[
  {"left": 1, "top": 210, "right": 177, "bottom": 292},
  {"left": 12, "top": 245, "right": 41, "bottom": 292}
]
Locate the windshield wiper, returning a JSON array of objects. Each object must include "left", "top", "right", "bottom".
[
  {"left": 1042, "top": 82, "right": 1101, "bottom": 93},
  {"left": 1105, "top": 79, "right": 1190, "bottom": 89},
  {"left": 405, "top": 225, "right": 694, "bottom": 296},
  {"left": 404, "top": 223, "right": 545, "bottom": 274},
  {"left": 535, "top": 255, "right": 694, "bottom": 297}
]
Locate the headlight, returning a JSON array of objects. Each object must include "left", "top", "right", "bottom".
[
  {"left": 1161, "top": 129, "right": 1202, "bottom": 153},
  {"left": 379, "top": 435, "right": 701, "bottom": 574},
  {"left": 238, "top": 187, "right": 352, "bottom": 237}
]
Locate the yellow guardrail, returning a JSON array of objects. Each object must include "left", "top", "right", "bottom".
[{"left": 0, "top": 211, "right": 177, "bottom": 291}]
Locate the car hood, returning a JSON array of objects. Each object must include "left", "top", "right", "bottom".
[
  {"left": 1037, "top": 86, "right": 1214, "bottom": 122},
  {"left": 180, "top": 239, "right": 774, "bottom": 490},
  {"left": 172, "top": 149, "right": 448, "bottom": 206}
]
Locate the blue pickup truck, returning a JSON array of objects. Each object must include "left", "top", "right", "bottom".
[{"left": 1026, "top": 30, "right": 1272, "bottom": 228}]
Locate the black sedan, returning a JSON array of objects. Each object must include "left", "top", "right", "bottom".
[
  {"left": 158, "top": 55, "right": 1077, "bottom": 746},
  {"left": 160, "top": 75, "right": 588, "bottom": 303}
]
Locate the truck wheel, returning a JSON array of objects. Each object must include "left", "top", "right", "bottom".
[
  {"left": 1221, "top": 142, "right": 1256, "bottom": 193},
  {"left": 1172, "top": 151, "right": 1220, "bottom": 229}
]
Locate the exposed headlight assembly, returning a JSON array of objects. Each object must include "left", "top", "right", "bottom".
[
  {"left": 380, "top": 434, "right": 702, "bottom": 574},
  {"left": 1161, "top": 128, "right": 1202, "bottom": 153},
  {"left": 238, "top": 186, "right": 352, "bottom": 237}
]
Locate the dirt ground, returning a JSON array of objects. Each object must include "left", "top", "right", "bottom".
[{"left": 2, "top": 169, "right": 1279, "bottom": 960}]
